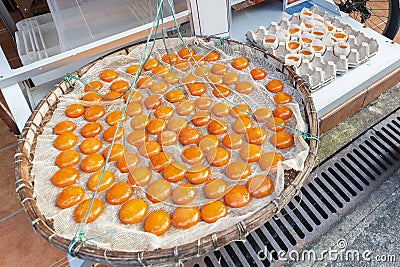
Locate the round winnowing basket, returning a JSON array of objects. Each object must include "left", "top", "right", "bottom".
[{"left": 15, "top": 36, "right": 318, "bottom": 266}]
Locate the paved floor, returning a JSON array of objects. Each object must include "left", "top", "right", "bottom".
[{"left": 0, "top": 118, "right": 68, "bottom": 266}]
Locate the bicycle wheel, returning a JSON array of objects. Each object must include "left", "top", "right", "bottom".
[{"left": 335, "top": 0, "right": 400, "bottom": 39}]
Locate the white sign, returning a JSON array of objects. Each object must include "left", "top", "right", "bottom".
[{"left": 189, "top": 0, "right": 230, "bottom": 37}]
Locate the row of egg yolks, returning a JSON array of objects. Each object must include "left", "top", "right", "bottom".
[
  {"left": 54, "top": 102, "right": 125, "bottom": 218},
  {"left": 87, "top": 47, "right": 270, "bottom": 103},
  {"left": 55, "top": 101, "right": 129, "bottom": 225},
  {"left": 88, "top": 49, "right": 221, "bottom": 102}
]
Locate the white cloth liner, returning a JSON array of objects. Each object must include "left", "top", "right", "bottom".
[{"left": 32, "top": 37, "right": 310, "bottom": 252}]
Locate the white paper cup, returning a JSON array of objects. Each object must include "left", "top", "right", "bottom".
[
  {"left": 262, "top": 34, "right": 279, "bottom": 50},
  {"left": 285, "top": 54, "right": 302, "bottom": 67},
  {"left": 333, "top": 30, "right": 348, "bottom": 41},
  {"left": 313, "top": 14, "right": 325, "bottom": 27},
  {"left": 286, "top": 40, "right": 302, "bottom": 53},
  {"left": 311, "top": 39, "right": 326, "bottom": 54},
  {"left": 325, "top": 21, "right": 336, "bottom": 33},
  {"left": 300, "top": 32, "right": 314, "bottom": 47},
  {"left": 299, "top": 47, "right": 315, "bottom": 61},
  {"left": 323, "top": 34, "right": 338, "bottom": 47},
  {"left": 300, "top": 19, "right": 314, "bottom": 32},
  {"left": 334, "top": 41, "right": 351, "bottom": 57},
  {"left": 300, "top": 8, "right": 313, "bottom": 21},
  {"left": 312, "top": 26, "right": 327, "bottom": 39},
  {"left": 276, "top": 29, "right": 290, "bottom": 43},
  {"left": 288, "top": 23, "right": 301, "bottom": 39}
]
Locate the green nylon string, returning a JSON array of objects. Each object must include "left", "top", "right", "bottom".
[
  {"left": 85, "top": 229, "right": 116, "bottom": 246},
  {"left": 295, "top": 130, "right": 320, "bottom": 142},
  {"left": 65, "top": 3, "right": 229, "bottom": 252},
  {"left": 160, "top": 6, "right": 174, "bottom": 71},
  {"left": 63, "top": 75, "right": 74, "bottom": 88},
  {"left": 64, "top": 74, "right": 126, "bottom": 101},
  {"left": 196, "top": 37, "right": 224, "bottom": 62},
  {"left": 67, "top": 0, "right": 165, "bottom": 255}
]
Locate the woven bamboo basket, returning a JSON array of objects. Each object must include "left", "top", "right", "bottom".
[{"left": 15, "top": 37, "right": 319, "bottom": 266}]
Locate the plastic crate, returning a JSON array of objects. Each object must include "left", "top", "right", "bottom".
[
  {"left": 16, "top": 13, "right": 54, "bottom": 30},
  {"left": 46, "top": 0, "right": 187, "bottom": 51},
  {"left": 15, "top": 14, "right": 61, "bottom": 65}
]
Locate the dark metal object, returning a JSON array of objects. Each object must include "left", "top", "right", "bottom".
[
  {"left": 187, "top": 108, "right": 400, "bottom": 267},
  {"left": 337, "top": 0, "right": 371, "bottom": 23},
  {"left": 0, "top": 0, "right": 17, "bottom": 36}
]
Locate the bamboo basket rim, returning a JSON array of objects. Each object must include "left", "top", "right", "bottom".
[{"left": 15, "top": 36, "right": 319, "bottom": 266}]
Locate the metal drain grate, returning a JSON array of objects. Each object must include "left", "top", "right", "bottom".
[{"left": 186, "top": 109, "right": 400, "bottom": 267}]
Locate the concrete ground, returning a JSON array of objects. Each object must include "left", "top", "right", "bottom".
[{"left": 287, "top": 83, "right": 400, "bottom": 267}]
